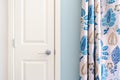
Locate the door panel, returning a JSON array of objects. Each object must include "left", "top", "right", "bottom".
[
  {"left": 23, "top": 61, "right": 47, "bottom": 80},
  {"left": 12, "top": 0, "right": 54, "bottom": 80},
  {"left": 24, "top": 0, "right": 46, "bottom": 42}
]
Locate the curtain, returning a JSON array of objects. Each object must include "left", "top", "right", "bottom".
[{"left": 80, "top": 0, "right": 120, "bottom": 80}]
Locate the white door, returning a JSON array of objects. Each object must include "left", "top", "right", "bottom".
[{"left": 8, "top": 0, "right": 54, "bottom": 80}]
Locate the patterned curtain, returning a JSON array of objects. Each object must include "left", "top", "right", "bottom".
[{"left": 80, "top": 0, "right": 120, "bottom": 80}]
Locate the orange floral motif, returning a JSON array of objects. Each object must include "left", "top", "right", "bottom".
[
  {"left": 108, "top": 32, "right": 118, "bottom": 46},
  {"left": 81, "top": 63, "right": 87, "bottom": 75},
  {"left": 89, "top": 32, "right": 94, "bottom": 44},
  {"left": 95, "top": 3, "right": 99, "bottom": 13}
]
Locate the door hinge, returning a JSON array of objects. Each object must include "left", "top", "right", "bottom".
[
  {"left": 12, "top": 39, "right": 15, "bottom": 48},
  {"left": 54, "top": 49, "right": 56, "bottom": 55}
]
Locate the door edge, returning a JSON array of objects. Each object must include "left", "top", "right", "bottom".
[{"left": 55, "top": 0, "right": 61, "bottom": 80}]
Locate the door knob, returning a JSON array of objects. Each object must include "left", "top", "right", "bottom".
[{"left": 45, "top": 50, "right": 51, "bottom": 55}]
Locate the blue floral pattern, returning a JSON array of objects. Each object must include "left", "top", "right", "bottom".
[
  {"left": 80, "top": 36, "right": 88, "bottom": 55},
  {"left": 88, "top": 5, "right": 94, "bottom": 24},
  {"left": 112, "top": 46, "right": 120, "bottom": 65},
  {"left": 107, "top": 0, "right": 115, "bottom": 4},
  {"left": 101, "top": 64, "right": 108, "bottom": 80},
  {"left": 116, "top": 28, "right": 120, "bottom": 35},
  {"left": 80, "top": 0, "right": 120, "bottom": 80},
  {"left": 102, "top": 9, "right": 116, "bottom": 27},
  {"left": 81, "top": 8, "right": 89, "bottom": 30},
  {"left": 101, "top": 41, "right": 109, "bottom": 60}
]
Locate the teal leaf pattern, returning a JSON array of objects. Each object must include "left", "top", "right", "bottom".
[
  {"left": 102, "top": 46, "right": 108, "bottom": 51},
  {"left": 101, "top": 64, "right": 108, "bottom": 80},
  {"left": 107, "top": 0, "right": 115, "bottom": 4},
  {"left": 102, "top": 9, "right": 116, "bottom": 27}
]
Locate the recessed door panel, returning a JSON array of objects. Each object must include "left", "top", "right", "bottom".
[
  {"left": 24, "top": 0, "right": 47, "bottom": 42},
  {"left": 23, "top": 61, "right": 47, "bottom": 80}
]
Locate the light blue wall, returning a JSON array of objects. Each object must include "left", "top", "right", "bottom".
[{"left": 61, "top": 0, "right": 80, "bottom": 80}]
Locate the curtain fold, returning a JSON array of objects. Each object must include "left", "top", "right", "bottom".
[{"left": 80, "top": 0, "right": 120, "bottom": 80}]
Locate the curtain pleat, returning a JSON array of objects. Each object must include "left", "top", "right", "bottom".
[{"left": 80, "top": 0, "right": 120, "bottom": 80}]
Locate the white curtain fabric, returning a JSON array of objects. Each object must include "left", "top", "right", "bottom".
[{"left": 80, "top": 0, "right": 120, "bottom": 80}]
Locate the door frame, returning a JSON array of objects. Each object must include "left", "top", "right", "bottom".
[
  {"left": 55, "top": 0, "right": 61, "bottom": 80},
  {"left": 8, "top": 0, "right": 61, "bottom": 80}
]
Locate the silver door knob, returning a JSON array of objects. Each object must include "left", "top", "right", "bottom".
[{"left": 45, "top": 50, "right": 51, "bottom": 55}]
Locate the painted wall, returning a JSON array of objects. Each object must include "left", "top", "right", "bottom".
[
  {"left": 61, "top": 0, "right": 80, "bottom": 80},
  {"left": 0, "top": 0, "right": 8, "bottom": 80}
]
